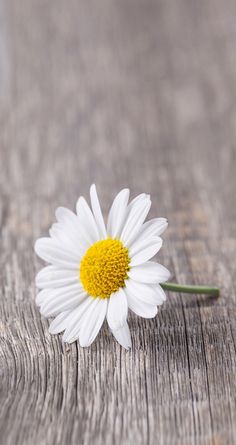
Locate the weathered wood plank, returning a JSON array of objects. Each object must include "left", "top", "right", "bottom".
[{"left": 0, "top": 0, "right": 236, "bottom": 444}]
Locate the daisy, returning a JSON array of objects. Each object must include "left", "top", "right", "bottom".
[{"left": 34, "top": 184, "right": 171, "bottom": 349}]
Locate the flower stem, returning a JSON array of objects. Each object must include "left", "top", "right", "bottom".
[{"left": 160, "top": 282, "right": 219, "bottom": 297}]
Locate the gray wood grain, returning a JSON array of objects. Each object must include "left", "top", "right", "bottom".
[{"left": 0, "top": 0, "right": 236, "bottom": 444}]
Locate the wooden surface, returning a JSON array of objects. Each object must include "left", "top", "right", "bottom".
[{"left": 0, "top": 0, "right": 236, "bottom": 444}]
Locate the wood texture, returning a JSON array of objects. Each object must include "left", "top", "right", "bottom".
[{"left": 0, "top": 0, "right": 236, "bottom": 444}]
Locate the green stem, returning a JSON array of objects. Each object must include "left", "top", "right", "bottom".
[{"left": 160, "top": 282, "right": 219, "bottom": 297}]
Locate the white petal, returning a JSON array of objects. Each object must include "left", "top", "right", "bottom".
[
  {"left": 129, "top": 235, "right": 159, "bottom": 257},
  {"left": 49, "top": 223, "right": 85, "bottom": 257},
  {"left": 125, "top": 287, "right": 158, "bottom": 318},
  {"left": 152, "top": 284, "right": 167, "bottom": 303},
  {"left": 35, "top": 238, "right": 80, "bottom": 269},
  {"left": 36, "top": 289, "right": 48, "bottom": 306},
  {"left": 62, "top": 297, "right": 94, "bottom": 343},
  {"left": 128, "top": 193, "right": 147, "bottom": 209},
  {"left": 90, "top": 184, "right": 107, "bottom": 239},
  {"left": 128, "top": 261, "right": 170, "bottom": 283},
  {"left": 40, "top": 284, "right": 87, "bottom": 317},
  {"left": 36, "top": 266, "right": 78, "bottom": 289},
  {"left": 120, "top": 197, "right": 151, "bottom": 246},
  {"left": 38, "top": 282, "right": 84, "bottom": 303},
  {"left": 76, "top": 196, "right": 100, "bottom": 244},
  {"left": 55, "top": 207, "right": 90, "bottom": 251},
  {"left": 112, "top": 321, "right": 131, "bottom": 349},
  {"left": 37, "top": 284, "right": 81, "bottom": 307},
  {"left": 107, "top": 188, "right": 130, "bottom": 238},
  {"left": 125, "top": 279, "right": 165, "bottom": 306},
  {"left": 131, "top": 218, "right": 168, "bottom": 247},
  {"left": 49, "top": 311, "right": 71, "bottom": 334},
  {"left": 107, "top": 288, "right": 128, "bottom": 331},
  {"left": 79, "top": 298, "right": 107, "bottom": 347},
  {"left": 130, "top": 237, "right": 163, "bottom": 266},
  {"left": 41, "top": 294, "right": 80, "bottom": 317},
  {"left": 115, "top": 193, "right": 147, "bottom": 236}
]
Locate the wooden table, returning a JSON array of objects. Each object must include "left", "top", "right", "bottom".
[{"left": 0, "top": 1, "right": 236, "bottom": 444}]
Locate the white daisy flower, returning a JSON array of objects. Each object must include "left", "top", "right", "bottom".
[{"left": 34, "top": 185, "right": 170, "bottom": 349}]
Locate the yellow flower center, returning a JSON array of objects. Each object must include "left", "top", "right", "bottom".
[{"left": 80, "top": 238, "right": 130, "bottom": 299}]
